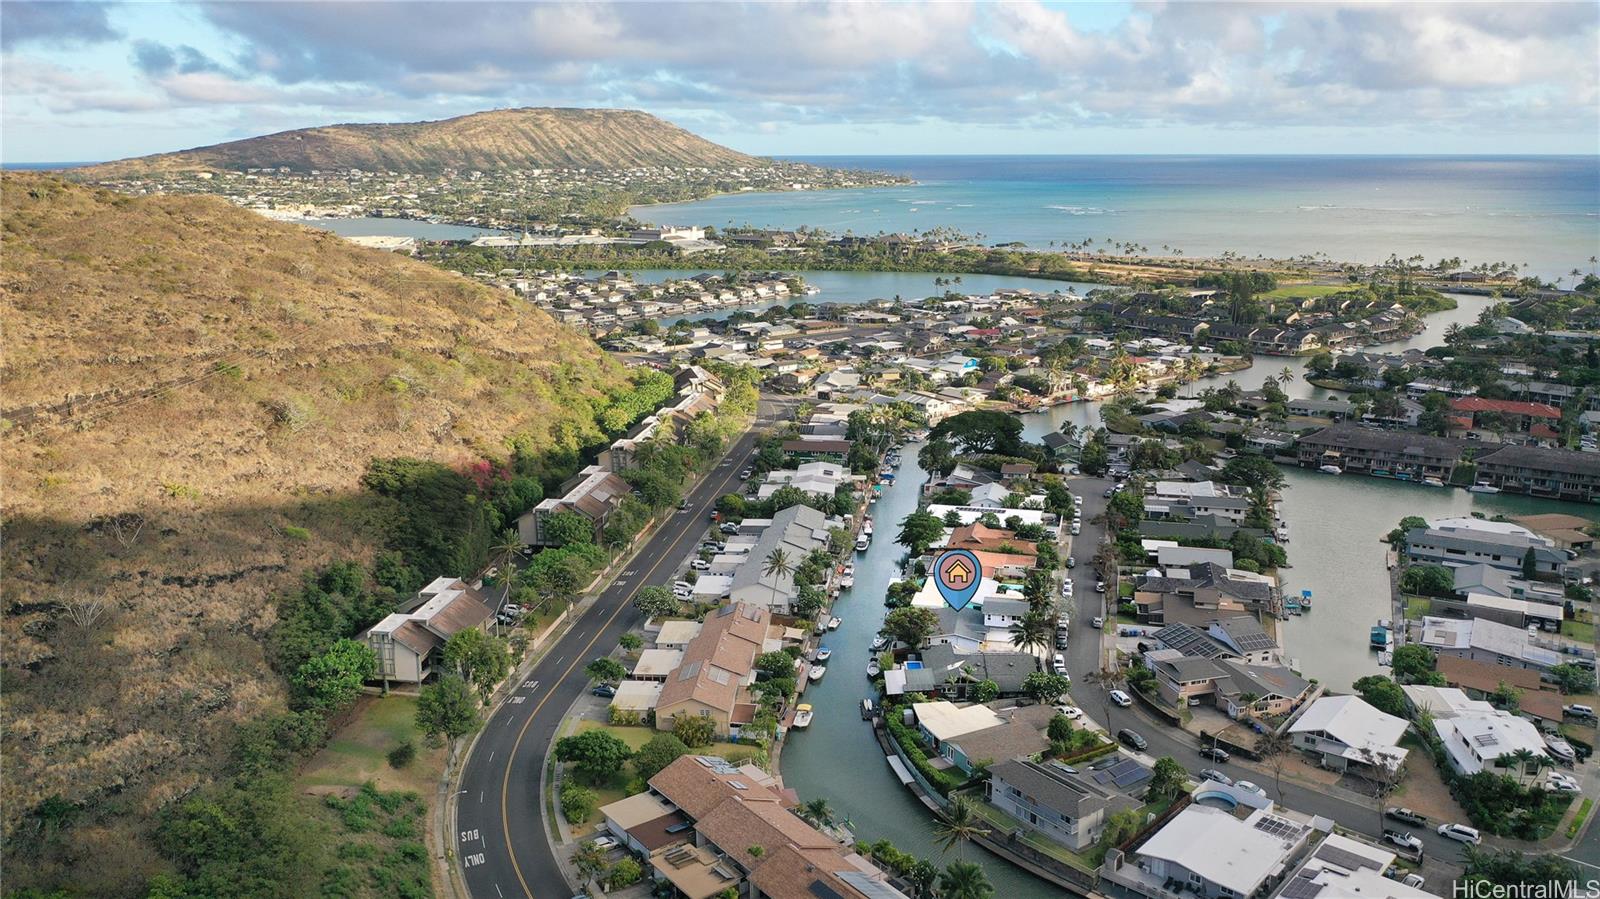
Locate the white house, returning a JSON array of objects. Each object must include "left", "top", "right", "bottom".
[
  {"left": 1288, "top": 695, "right": 1410, "bottom": 774},
  {"left": 756, "top": 461, "right": 851, "bottom": 500},
  {"left": 1433, "top": 710, "right": 1549, "bottom": 777},
  {"left": 362, "top": 577, "right": 494, "bottom": 683}
]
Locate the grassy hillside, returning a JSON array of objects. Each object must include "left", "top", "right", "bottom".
[
  {"left": 0, "top": 173, "right": 627, "bottom": 894},
  {"left": 79, "top": 107, "right": 762, "bottom": 177}
]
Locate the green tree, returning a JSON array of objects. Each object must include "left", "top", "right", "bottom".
[
  {"left": 416, "top": 674, "right": 480, "bottom": 739},
  {"left": 541, "top": 509, "right": 594, "bottom": 547},
  {"left": 1400, "top": 564, "right": 1456, "bottom": 598},
  {"left": 800, "top": 797, "right": 835, "bottom": 828},
  {"left": 937, "top": 860, "right": 994, "bottom": 899},
  {"left": 1022, "top": 671, "right": 1072, "bottom": 704},
  {"left": 970, "top": 679, "right": 1000, "bottom": 703},
  {"left": 881, "top": 607, "right": 940, "bottom": 649},
  {"left": 1522, "top": 546, "right": 1538, "bottom": 580},
  {"left": 607, "top": 857, "right": 642, "bottom": 889},
  {"left": 555, "top": 730, "right": 634, "bottom": 784},
  {"left": 618, "top": 632, "right": 643, "bottom": 653},
  {"left": 1352, "top": 675, "right": 1409, "bottom": 718},
  {"left": 291, "top": 639, "right": 376, "bottom": 713},
  {"left": 633, "top": 734, "right": 691, "bottom": 783},
  {"left": 561, "top": 782, "right": 598, "bottom": 825},
  {"left": 1391, "top": 644, "right": 1445, "bottom": 685},
  {"left": 933, "top": 796, "right": 991, "bottom": 858},
  {"left": 1147, "top": 757, "right": 1188, "bottom": 803},
  {"left": 672, "top": 714, "right": 716, "bottom": 747},
  {"left": 584, "top": 656, "right": 628, "bottom": 685},
  {"left": 918, "top": 439, "right": 958, "bottom": 478},
  {"left": 897, "top": 509, "right": 947, "bottom": 556},
  {"left": 571, "top": 839, "right": 608, "bottom": 879},
  {"left": 632, "top": 585, "right": 679, "bottom": 620},
  {"left": 444, "top": 628, "right": 511, "bottom": 699},
  {"left": 763, "top": 547, "right": 795, "bottom": 613},
  {"left": 1008, "top": 611, "right": 1053, "bottom": 657},
  {"left": 1550, "top": 663, "right": 1597, "bottom": 696},
  {"left": 1047, "top": 714, "right": 1074, "bottom": 743}
]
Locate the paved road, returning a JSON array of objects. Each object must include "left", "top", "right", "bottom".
[
  {"left": 1058, "top": 475, "right": 1470, "bottom": 878},
  {"left": 455, "top": 398, "right": 787, "bottom": 899}
]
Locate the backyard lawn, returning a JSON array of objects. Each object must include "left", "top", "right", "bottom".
[
  {"left": 1562, "top": 618, "right": 1596, "bottom": 644},
  {"left": 298, "top": 694, "right": 444, "bottom": 797}
]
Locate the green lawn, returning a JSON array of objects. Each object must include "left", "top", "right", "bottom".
[
  {"left": 299, "top": 694, "right": 443, "bottom": 796},
  {"left": 561, "top": 721, "right": 763, "bottom": 837},
  {"left": 1562, "top": 618, "right": 1596, "bottom": 644},
  {"left": 966, "top": 798, "right": 1098, "bottom": 871},
  {"left": 1261, "top": 284, "right": 1348, "bottom": 300},
  {"left": 1403, "top": 595, "right": 1432, "bottom": 619}
]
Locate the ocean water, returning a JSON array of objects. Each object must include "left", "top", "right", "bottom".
[{"left": 634, "top": 155, "right": 1600, "bottom": 280}]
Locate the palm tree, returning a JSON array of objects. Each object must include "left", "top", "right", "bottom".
[
  {"left": 801, "top": 797, "right": 834, "bottom": 829},
  {"left": 763, "top": 547, "right": 793, "bottom": 614},
  {"left": 933, "top": 795, "right": 991, "bottom": 858},
  {"left": 1278, "top": 366, "right": 1295, "bottom": 387},
  {"left": 1009, "top": 611, "right": 1053, "bottom": 658},
  {"left": 937, "top": 861, "right": 994, "bottom": 899}
]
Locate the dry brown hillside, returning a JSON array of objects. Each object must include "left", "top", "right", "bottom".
[
  {"left": 79, "top": 107, "right": 762, "bottom": 177},
  {"left": 0, "top": 173, "right": 625, "bottom": 890}
]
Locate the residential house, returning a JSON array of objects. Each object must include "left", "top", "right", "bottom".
[
  {"left": 1295, "top": 424, "right": 1465, "bottom": 482},
  {"left": 1433, "top": 656, "right": 1568, "bottom": 726},
  {"left": 882, "top": 643, "right": 1038, "bottom": 698},
  {"left": 654, "top": 603, "right": 772, "bottom": 738},
  {"left": 1287, "top": 695, "right": 1410, "bottom": 774},
  {"left": 362, "top": 577, "right": 494, "bottom": 683},
  {"left": 1473, "top": 443, "right": 1600, "bottom": 503},
  {"left": 518, "top": 464, "right": 633, "bottom": 546},
  {"left": 1273, "top": 834, "right": 1434, "bottom": 899},
  {"left": 1101, "top": 797, "right": 1323, "bottom": 899},
  {"left": 727, "top": 504, "right": 834, "bottom": 614},
  {"left": 756, "top": 461, "right": 851, "bottom": 500},
  {"left": 1145, "top": 481, "right": 1254, "bottom": 524},
  {"left": 912, "top": 701, "right": 1055, "bottom": 775},
  {"left": 987, "top": 759, "right": 1140, "bottom": 851},
  {"left": 1403, "top": 519, "right": 1566, "bottom": 577},
  {"left": 1450, "top": 563, "right": 1565, "bottom": 607},
  {"left": 1144, "top": 649, "right": 1311, "bottom": 718},
  {"left": 1416, "top": 616, "right": 1565, "bottom": 671}
]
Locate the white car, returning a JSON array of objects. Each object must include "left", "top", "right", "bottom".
[
  {"left": 1109, "top": 689, "right": 1132, "bottom": 707},
  {"left": 1091, "top": 616, "right": 1104, "bottom": 629},
  {"left": 1054, "top": 705, "right": 1084, "bottom": 720},
  {"left": 672, "top": 584, "right": 693, "bottom": 598},
  {"left": 1544, "top": 772, "right": 1581, "bottom": 793},
  {"left": 690, "top": 559, "right": 711, "bottom": 570},
  {"left": 1052, "top": 653, "right": 1067, "bottom": 673},
  {"left": 1437, "top": 823, "right": 1482, "bottom": 845},
  {"left": 1094, "top": 581, "right": 1106, "bottom": 593},
  {"left": 590, "top": 836, "right": 620, "bottom": 852},
  {"left": 1070, "top": 523, "right": 1081, "bottom": 535},
  {"left": 1235, "top": 781, "right": 1266, "bottom": 795}
]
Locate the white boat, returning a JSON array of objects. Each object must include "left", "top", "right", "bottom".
[
  {"left": 809, "top": 665, "right": 827, "bottom": 682},
  {"left": 867, "top": 660, "right": 881, "bottom": 678},
  {"left": 1422, "top": 477, "right": 1445, "bottom": 488},
  {"left": 816, "top": 647, "right": 832, "bottom": 662},
  {"left": 862, "top": 518, "right": 874, "bottom": 535},
  {"left": 793, "top": 704, "right": 814, "bottom": 728},
  {"left": 1319, "top": 464, "right": 1343, "bottom": 475},
  {"left": 855, "top": 535, "right": 870, "bottom": 552},
  {"left": 840, "top": 574, "right": 855, "bottom": 589},
  {"left": 870, "top": 635, "right": 889, "bottom": 652},
  {"left": 1469, "top": 483, "right": 1501, "bottom": 494},
  {"left": 828, "top": 616, "right": 842, "bottom": 630}
]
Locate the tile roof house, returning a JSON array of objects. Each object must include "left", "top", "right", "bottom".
[
  {"left": 942, "top": 704, "right": 1058, "bottom": 775},
  {"left": 654, "top": 603, "right": 773, "bottom": 738},
  {"left": 943, "top": 522, "right": 1037, "bottom": 556},
  {"left": 362, "top": 577, "right": 494, "bottom": 683}
]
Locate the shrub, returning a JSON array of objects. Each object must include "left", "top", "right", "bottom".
[
  {"left": 560, "top": 782, "right": 597, "bottom": 825},
  {"left": 387, "top": 740, "right": 416, "bottom": 769},
  {"left": 672, "top": 714, "right": 716, "bottom": 748}
]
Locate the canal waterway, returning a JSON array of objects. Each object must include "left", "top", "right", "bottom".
[{"left": 780, "top": 290, "right": 1598, "bottom": 892}]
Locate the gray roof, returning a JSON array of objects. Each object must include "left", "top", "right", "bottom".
[
  {"left": 728, "top": 504, "right": 831, "bottom": 601},
  {"left": 1211, "top": 616, "right": 1276, "bottom": 654},
  {"left": 1476, "top": 443, "right": 1600, "bottom": 477},
  {"left": 1215, "top": 661, "right": 1310, "bottom": 701},
  {"left": 1299, "top": 423, "right": 1466, "bottom": 459},
  {"left": 1407, "top": 527, "right": 1565, "bottom": 565},
  {"left": 989, "top": 758, "right": 1139, "bottom": 819},
  {"left": 1153, "top": 654, "right": 1228, "bottom": 682},
  {"left": 982, "top": 598, "right": 1032, "bottom": 618}
]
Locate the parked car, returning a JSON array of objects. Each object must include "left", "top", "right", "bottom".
[
  {"left": 739, "top": 468, "right": 753, "bottom": 479},
  {"left": 1437, "top": 823, "right": 1482, "bottom": 845},
  {"left": 1066, "top": 557, "right": 1077, "bottom": 568},
  {"left": 1544, "top": 772, "right": 1581, "bottom": 793},
  {"left": 590, "top": 836, "right": 620, "bottom": 852},
  {"left": 1052, "top": 654, "right": 1067, "bottom": 674},
  {"left": 1199, "top": 768, "right": 1232, "bottom": 786},
  {"left": 1235, "top": 780, "right": 1265, "bottom": 795},
  {"left": 690, "top": 559, "right": 711, "bottom": 571},
  {"left": 1199, "top": 746, "right": 1230, "bottom": 763},
  {"left": 1054, "top": 705, "right": 1084, "bottom": 721},
  {"left": 1117, "top": 729, "right": 1147, "bottom": 751},
  {"left": 1091, "top": 616, "right": 1105, "bottom": 629},
  {"left": 1070, "top": 523, "right": 1081, "bottom": 535},
  {"left": 590, "top": 684, "right": 616, "bottom": 698},
  {"left": 1103, "top": 487, "right": 1114, "bottom": 497},
  {"left": 1094, "top": 581, "right": 1106, "bottom": 593},
  {"left": 1401, "top": 874, "right": 1426, "bottom": 889},
  {"left": 1564, "top": 703, "right": 1596, "bottom": 720},
  {"left": 678, "top": 499, "right": 691, "bottom": 511},
  {"left": 1384, "top": 807, "right": 1427, "bottom": 827},
  {"left": 1382, "top": 830, "right": 1424, "bottom": 854},
  {"left": 1109, "top": 689, "right": 1132, "bottom": 707},
  {"left": 719, "top": 522, "right": 739, "bottom": 534},
  {"left": 672, "top": 585, "right": 692, "bottom": 599}
]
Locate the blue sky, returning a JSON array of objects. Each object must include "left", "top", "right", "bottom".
[{"left": 3, "top": 1, "right": 1597, "bottom": 163}]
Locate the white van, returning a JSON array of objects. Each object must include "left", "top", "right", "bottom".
[{"left": 1437, "top": 823, "right": 1481, "bottom": 845}]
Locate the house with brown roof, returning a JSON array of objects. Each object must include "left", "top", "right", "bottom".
[
  {"left": 642, "top": 756, "right": 908, "bottom": 899},
  {"left": 943, "top": 522, "right": 1037, "bottom": 556},
  {"left": 655, "top": 603, "right": 773, "bottom": 738},
  {"left": 361, "top": 577, "right": 494, "bottom": 683},
  {"left": 517, "top": 463, "right": 633, "bottom": 547}
]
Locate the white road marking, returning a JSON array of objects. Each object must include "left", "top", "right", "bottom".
[
  {"left": 554, "top": 656, "right": 565, "bottom": 665},
  {"left": 488, "top": 751, "right": 494, "bottom": 762},
  {"left": 479, "top": 791, "right": 484, "bottom": 803},
  {"left": 495, "top": 884, "right": 504, "bottom": 897}
]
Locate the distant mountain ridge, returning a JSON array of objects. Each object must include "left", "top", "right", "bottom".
[{"left": 80, "top": 107, "right": 764, "bottom": 176}]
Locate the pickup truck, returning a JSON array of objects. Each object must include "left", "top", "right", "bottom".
[{"left": 1382, "top": 830, "right": 1424, "bottom": 858}]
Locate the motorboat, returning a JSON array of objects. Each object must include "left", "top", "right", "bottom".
[
  {"left": 828, "top": 617, "right": 842, "bottom": 630},
  {"left": 840, "top": 572, "right": 854, "bottom": 589},
  {"left": 870, "top": 635, "right": 889, "bottom": 652},
  {"left": 855, "top": 535, "right": 870, "bottom": 552},
  {"left": 1422, "top": 477, "right": 1445, "bottom": 488},
  {"left": 867, "top": 659, "right": 882, "bottom": 678},
  {"left": 1469, "top": 483, "right": 1501, "bottom": 494},
  {"left": 793, "top": 704, "right": 814, "bottom": 728},
  {"left": 816, "top": 646, "right": 833, "bottom": 662},
  {"left": 809, "top": 665, "right": 827, "bottom": 682},
  {"left": 862, "top": 518, "right": 874, "bottom": 536},
  {"left": 1319, "top": 464, "right": 1343, "bottom": 475}
]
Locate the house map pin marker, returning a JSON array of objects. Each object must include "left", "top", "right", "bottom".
[{"left": 933, "top": 549, "right": 982, "bottom": 612}]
